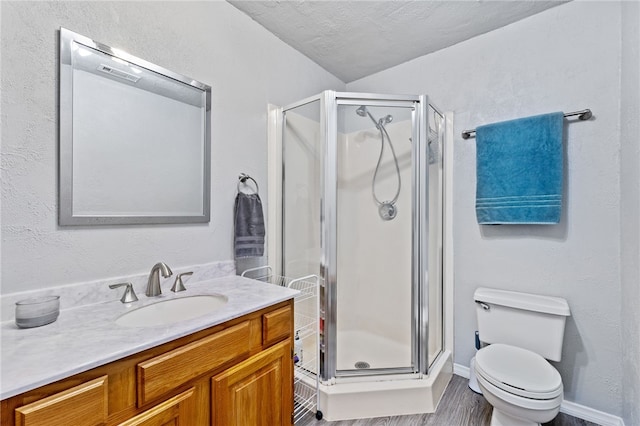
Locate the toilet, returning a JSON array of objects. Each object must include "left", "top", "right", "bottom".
[{"left": 473, "top": 287, "right": 571, "bottom": 426}]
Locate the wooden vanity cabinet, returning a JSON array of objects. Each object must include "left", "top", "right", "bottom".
[{"left": 1, "top": 300, "right": 294, "bottom": 426}]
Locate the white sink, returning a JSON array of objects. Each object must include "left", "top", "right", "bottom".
[{"left": 115, "top": 294, "right": 228, "bottom": 327}]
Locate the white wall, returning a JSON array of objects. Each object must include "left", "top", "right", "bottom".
[
  {"left": 620, "top": 1, "right": 640, "bottom": 425},
  {"left": 348, "top": 1, "right": 625, "bottom": 416},
  {"left": 0, "top": 1, "right": 344, "bottom": 294}
]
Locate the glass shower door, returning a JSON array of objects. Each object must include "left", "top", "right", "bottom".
[
  {"left": 282, "top": 99, "right": 322, "bottom": 281},
  {"left": 279, "top": 91, "right": 444, "bottom": 383},
  {"left": 334, "top": 101, "right": 418, "bottom": 375},
  {"left": 281, "top": 98, "right": 323, "bottom": 379}
]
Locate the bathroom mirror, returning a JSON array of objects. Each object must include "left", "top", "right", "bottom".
[{"left": 59, "top": 28, "right": 211, "bottom": 225}]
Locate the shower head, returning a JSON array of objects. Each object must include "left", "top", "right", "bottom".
[
  {"left": 356, "top": 105, "right": 378, "bottom": 128},
  {"left": 356, "top": 106, "right": 394, "bottom": 129},
  {"left": 376, "top": 114, "right": 393, "bottom": 130}
]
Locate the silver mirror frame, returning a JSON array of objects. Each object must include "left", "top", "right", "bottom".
[{"left": 59, "top": 27, "right": 211, "bottom": 225}]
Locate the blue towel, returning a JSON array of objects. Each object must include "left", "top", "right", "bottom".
[
  {"left": 475, "top": 112, "right": 564, "bottom": 225},
  {"left": 234, "top": 192, "right": 265, "bottom": 257}
]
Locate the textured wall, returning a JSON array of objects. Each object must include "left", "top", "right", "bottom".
[
  {"left": 0, "top": 1, "right": 344, "bottom": 294},
  {"left": 348, "top": 1, "right": 623, "bottom": 416},
  {"left": 620, "top": 1, "right": 640, "bottom": 425}
]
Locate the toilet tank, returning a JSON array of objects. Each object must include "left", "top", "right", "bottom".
[{"left": 474, "top": 287, "right": 570, "bottom": 362}]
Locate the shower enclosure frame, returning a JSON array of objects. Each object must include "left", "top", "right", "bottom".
[{"left": 278, "top": 91, "right": 439, "bottom": 383}]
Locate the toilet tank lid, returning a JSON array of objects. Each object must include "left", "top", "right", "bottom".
[{"left": 474, "top": 287, "right": 570, "bottom": 316}]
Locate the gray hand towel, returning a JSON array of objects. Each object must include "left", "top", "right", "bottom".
[{"left": 234, "top": 192, "right": 265, "bottom": 258}]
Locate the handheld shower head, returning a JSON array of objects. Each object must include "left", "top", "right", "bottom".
[
  {"left": 354, "top": 105, "right": 401, "bottom": 221},
  {"left": 356, "top": 106, "right": 394, "bottom": 129},
  {"left": 356, "top": 105, "right": 383, "bottom": 129}
]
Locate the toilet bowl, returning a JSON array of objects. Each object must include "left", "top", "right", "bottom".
[
  {"left": 475, "top": 343, "right": 563, "bottom": 426},
  {"left": 473, "top": 287, "right": 570, "bottom": 426}
]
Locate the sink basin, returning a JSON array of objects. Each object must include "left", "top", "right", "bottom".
[{"left": 115, "top": 295, "right": 228, "bottom": 327}]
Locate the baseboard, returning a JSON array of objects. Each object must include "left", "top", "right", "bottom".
[
  {"left": 453, "top": 363, "right": 470, "bottom": 379},
  {"left": 453, "top": 363, "right": 625, "bottom": 426},
  {"left": 559, "top": 400, "right": 625, "bottom": 426}
]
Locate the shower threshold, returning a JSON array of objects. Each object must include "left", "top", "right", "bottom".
[{"left": 315, "top": 349, "right": 453, "bottom": 421}]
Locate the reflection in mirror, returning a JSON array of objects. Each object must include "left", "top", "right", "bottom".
[{"left": 59, "top": 28, "right": 211, "bottom": 225}]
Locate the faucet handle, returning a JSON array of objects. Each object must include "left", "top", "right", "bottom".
[
  {"left": 171, "top": 272, "right": 193, "bottom": 293},
  {"left": 109, "top": 282, "right": 139, "bottom": 303}
]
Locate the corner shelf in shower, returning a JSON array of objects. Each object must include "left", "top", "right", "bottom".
[{"left": 241, "top": 266, "right": 323, "bottom": 423}]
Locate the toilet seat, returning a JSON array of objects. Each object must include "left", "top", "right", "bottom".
[{"left": 475, "top": 343, "right": 563, "bottom": 400}]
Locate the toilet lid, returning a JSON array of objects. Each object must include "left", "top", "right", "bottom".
[{"left": 475, "top": 343, "right": 562, "bottom": 398}]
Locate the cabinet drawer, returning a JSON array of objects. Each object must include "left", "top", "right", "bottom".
[
  {"left": 262, "top": 305, "right": 292, "bottom": 346},
  {"left": 15, "top": 376, "right": 108, "bottom": 426},
  {"left": 118, "top": 387, "right": 195, "bottom": 426},
  {"left": 137, "top": 321, "right": 251, "bottom": 406}
]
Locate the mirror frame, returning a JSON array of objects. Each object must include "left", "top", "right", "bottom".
[{"left": 59, "top": 27, "right": 211, "bottom": 225}]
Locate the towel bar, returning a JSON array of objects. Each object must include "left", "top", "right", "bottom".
[
  {"left": 461, "top": 109, "right": 592, "bottom": 140},
  {"left": 237, "top": 173, "right": 259, "bottom": 194}
]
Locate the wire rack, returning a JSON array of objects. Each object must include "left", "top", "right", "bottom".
[{"left": 241, "top": 266, "right": 323, "bottom": 423}]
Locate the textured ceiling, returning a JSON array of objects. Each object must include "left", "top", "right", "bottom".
[{"left": 228, "top": 1, "right": 567, "bottom": 82}]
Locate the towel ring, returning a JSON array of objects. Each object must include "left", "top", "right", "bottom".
[{"left": 237, "top": 173, "right": 259, "bottom": 194}]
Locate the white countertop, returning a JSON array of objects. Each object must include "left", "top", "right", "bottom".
[{"left": 0, "top": 275, "right": 298, "bottom": 400}]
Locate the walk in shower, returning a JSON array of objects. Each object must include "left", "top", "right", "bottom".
[{"left": 269, "top": 91, "right": 451, "bottom": 420}]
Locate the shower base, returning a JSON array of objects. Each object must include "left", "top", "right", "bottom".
[
  {"left": 337, "top": 330, "right": 411, "bottom": 370},
  {"left": 316, "top": 349, "right": 453, "bottom": 421}
]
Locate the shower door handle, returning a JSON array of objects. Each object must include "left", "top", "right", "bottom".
[{"left": 320, "top": 198, "right": 324, "bottom": 247}]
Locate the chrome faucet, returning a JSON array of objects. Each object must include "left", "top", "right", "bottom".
[{"left": 146, "top": 262, "right": 173, "bottom": 297}]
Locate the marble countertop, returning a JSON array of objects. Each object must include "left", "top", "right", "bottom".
[{"left": 0, "top": 275, "right": 298, "bottom": 400}]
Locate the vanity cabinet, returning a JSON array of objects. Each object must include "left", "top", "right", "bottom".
[{"left": 1, "top": 300, "right": 294, "bottom": 426}]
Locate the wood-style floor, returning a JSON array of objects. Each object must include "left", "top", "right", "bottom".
[{"left": 299, "top": 375, "right": 600, "bottom": 426}]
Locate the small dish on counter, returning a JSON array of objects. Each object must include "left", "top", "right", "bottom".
[{"left": 15, "top": 296, "right": 60, "bottom": 328}]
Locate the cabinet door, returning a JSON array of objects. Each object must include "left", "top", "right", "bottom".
[
  {"left": 117, "top": 388, "right": 195, "bottom": 426},
  {"left": 212, "top": 340, "right": 293, "bottom": 426}
]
